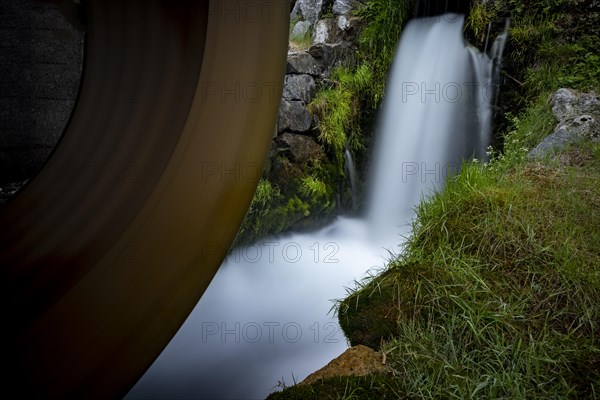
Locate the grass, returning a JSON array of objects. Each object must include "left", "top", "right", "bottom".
[
  {"left": 309, "top": 65, "right": 373, "bottom": 167},
  {"left": 333, "top": 119, "right": 600, "bottom": 398},
  {"left": 466, "top": 0, "right": 500, "bottom": 46}
]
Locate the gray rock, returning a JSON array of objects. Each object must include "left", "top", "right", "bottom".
[
  {"left": 290, "top": 20, "right": 311, "bottom": 42},
  {"left": 333, "top": 0, "right": 362, "bottom": 15},
  {"left": 283, "top": 74, "right": 316, "bottom": 103},
  {"left": 286, "top": 52, "right": 322, "bottom": 76},
  {"left": 275, "top": 132, "right": 325, "bottom": 163},
  {"left": 551, "top": 88, "right": 600, "bottom": 140},
  {"left": 529, "top": 88, "right": 600, "bottom": 159},
  {"left": 313, "top": 17, "right": 359, "bottom": 45},
  {"left": 528, "top": 128, "right": 579, "bottom": 159},
  {"left": 338, "top": 15, "right": 350, "bottom": 30},
  {"left": 277, "top": 99, "right": 312, "bottom": 133},
  {"left": 313, "top": 19, "right": 333, "bottom": 44},
  {"left": 291, "top": 0, "right": 324, "bottom": 26},
  {"left": 551, "top": 88, "right": 578, "bottom": 121},
  {"left": 308, "top": 43, "right": 356, "bottom": 74}
]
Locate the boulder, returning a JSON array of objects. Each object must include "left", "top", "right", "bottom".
[
  {"left": 551, "top": 88, "right": 578, "bottom": 121},
  {"left": 286, "top": 52, "right": 322, "bottom": 76},
  {"left": 333, "top": 0, "right": 362, "bottom": 16},
  {"left": 283, "top": 74, "right": 316, "bottom": 103},
  {"left": 290, "top": 20, "right": 311, "bottom": 42},
  {"left": 308, "top": 42, "right": 356, "bottom": 74},
  {"left": 529, "top": 89, "right": 600, "bottom": 159},
  {"left": 275, "top": 132, "right": 325, "bottom": 163},
  {"left": 291, "top": 0, "right": 324, "bottom": 26},
  {"left": 313, "top": 19, "right": 334, "bottom": 44},
  {"left": 301, "top": 345, "right": 389, "bottom": 385},
  {"left": 551, "top": 89, "right": 600, "bottom": 140},
  {"left": 313, "top": 17, "right": 362, "bottom": 45},
  {"left": 528, "top": 128, "right": 579, "bottom": 159},
  {"left": 277, "top": 99, "right": 312, "bottom": 133}
]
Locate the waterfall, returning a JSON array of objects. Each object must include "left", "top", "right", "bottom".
[
  {"left": 366, "top": 14, "right": 493, "bottom": 241},
  {"left": 344, "top": 147, "right": 359, "bottom": 209},
  {"left": 129, "top": 13, "right": 499, "bottom": 400}
]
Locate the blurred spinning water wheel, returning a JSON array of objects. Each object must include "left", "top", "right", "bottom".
[{"left": 0, "top": 1, "right": 289, "bottom": 397}]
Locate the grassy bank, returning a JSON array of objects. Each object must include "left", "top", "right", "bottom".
[{"left": 270, "top": 99, "right": 600, "bottom": 398}]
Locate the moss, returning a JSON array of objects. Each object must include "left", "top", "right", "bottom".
[
  {"left": 338, "top": 269, "right": 402, "bottom": 350},
  {"left": 234, "top": 158, "right": 338, "bottom": 247}
]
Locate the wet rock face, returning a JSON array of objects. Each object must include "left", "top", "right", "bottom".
[{"left": 529, "top": 88, "right": 600, "bottom": 159}]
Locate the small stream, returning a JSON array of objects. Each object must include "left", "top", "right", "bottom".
[{"left": 128, "top": 13, "right": 502, "bottom": 400}]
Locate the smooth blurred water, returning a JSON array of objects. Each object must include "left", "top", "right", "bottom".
[
  {"left": 128, "top": 13, "right": 493, "bottom": 400},
  {"left": 367, "top": 14, "right": 493, "bottom": 241}
]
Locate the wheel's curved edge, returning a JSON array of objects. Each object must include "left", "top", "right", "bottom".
[{"left": 0, "top": 1, "right": 290, "bottom": 398}]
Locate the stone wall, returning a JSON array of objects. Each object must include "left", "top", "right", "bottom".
[{"left": 268, "top": 0, "right": 363, "bottom": 185}]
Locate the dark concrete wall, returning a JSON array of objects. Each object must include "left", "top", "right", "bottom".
[{"left": 0, "top": 0, "right": 83, "bottom": 183}]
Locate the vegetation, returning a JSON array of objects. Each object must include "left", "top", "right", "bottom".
[
  {"left": 309, "top": 65, "right": 373, "bottom": 167},
  {"left": 233, "top": 158, "right": 337, "bottom": 247},
  {"left": 270, "top": 0, "right": 600, "bottom": 398}
]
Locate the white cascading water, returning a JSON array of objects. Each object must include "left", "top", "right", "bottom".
[
  {"left": 367, "top": 14, "right": 493, "bottom": 241},
  {"left": 344, "top": 147, "right": 359, "bottom": 209},
  {"left": 128, "top": 13, "right": 495, "bottom": 400}
]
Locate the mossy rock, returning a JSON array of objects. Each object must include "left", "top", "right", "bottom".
[{"left": 338, "top": 270, "right": 400, "bottom": 350}]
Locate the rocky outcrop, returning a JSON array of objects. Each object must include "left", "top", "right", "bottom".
[
  {"left": 529, "top": 88, "right": 600, "bottom": 159},
  {"left": 300, "top": 345, "right": 389, "bottom": 385}
]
